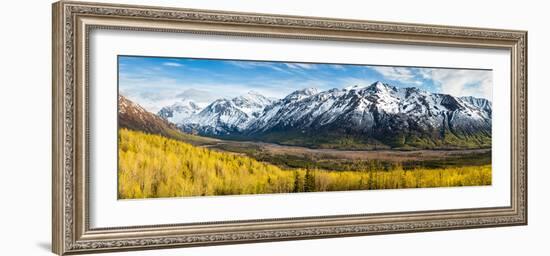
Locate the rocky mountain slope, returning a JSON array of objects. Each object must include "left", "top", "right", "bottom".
[{"left": 156, "top": 81, "right": 492, "bottom": 149}]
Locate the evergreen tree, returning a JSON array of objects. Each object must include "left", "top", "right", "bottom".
[
  {"left": 293, "top": 171, "right": 303, "bottom": 193},
  {"left": 304, "top": 169, "right": 316, "bottom": 192}
]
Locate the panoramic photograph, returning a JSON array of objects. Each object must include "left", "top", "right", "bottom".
[{"left": 117, "top": 56, "right": 493, "bottom": 199}]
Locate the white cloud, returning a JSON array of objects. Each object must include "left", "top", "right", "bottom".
[
  {"left": 120, "top": 80, "right": 278, "bottom": 112},
  {"left": 372, "top": 66, "right": 493, "bottom": 100},
  {"left": 284, "top": 63, "right": 316, "bottom": 70},
  {"left": 121, "top": 90, "right": 183, "bottom": 113},
  {"left": 339, "top": 77, "right": 374, "bottom": 88},
  {"left": 421, "top": 69, "right": 493, "bottom": 100},
  {"left": 162, "top": 62, "right": 183, "bottom": 67},
  {"left": 227, "top": 61, "right": 292, "bottom": 74},
  {"left": 371, "top": 66, "right": 416, "bottom": 83},
  {"left": 175, "top": 89, "right": 217, "bottom": 103},
  {"left": 330, "top": 65, "right": 346, "bottom": 70}
]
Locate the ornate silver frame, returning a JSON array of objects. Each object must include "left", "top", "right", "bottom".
[{"left": 52, "top": 1, "right": 527, "bottom": 255}]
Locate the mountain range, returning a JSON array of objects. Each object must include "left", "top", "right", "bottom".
[{"left": 121, "top": 81, "right": 492, "bottom": 149}]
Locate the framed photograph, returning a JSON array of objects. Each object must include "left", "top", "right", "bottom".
[{"left": 52, "top": 1, "right": 527, "bottom": 255}]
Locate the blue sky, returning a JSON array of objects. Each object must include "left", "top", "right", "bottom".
[{"left": 119, "top": 56, "right": 493, "bottom": 112}]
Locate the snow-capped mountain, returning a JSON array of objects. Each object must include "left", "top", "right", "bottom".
[
  {"left": 250, "top": 81, "right": 489, "bottom": 131},
  {"left": 179, "top": 91, "right": 275, "bottom": 135},
  {"left": 249, "top": 87, "right": 347, "bottom": 132},
  {"left": 157, "top": 100, "right": 202, "bottom": 124},
  {"left": 251, "top": 81, "right": 491, "bottom": 148},
  {"left": 159, "top": 81, "right": 492, "bottom": 149},
  {"left": 281, "top": 88, "right": 319, "bottom": 102}
]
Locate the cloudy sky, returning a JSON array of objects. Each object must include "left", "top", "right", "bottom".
[{"left": 119, "top": 55, "right": 493, "bottom": 112}]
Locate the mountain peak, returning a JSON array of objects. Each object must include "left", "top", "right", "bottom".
[
  {"left": 246, "top": 90, "right": 263, "bottom": 96},
  {"left": 234, "top": 91, "right": 274, "bottom": 107},
  {"left": 297, "top": 88, "right": 319, "bottom": 95},
  {"left": 284, "top": 88, "right": 319, "bottom": 101},
  {"left": 157, "top": 99, "right": 203, "bottom": 124},
  {"left": 367, "top": 81, "right": 395, "bottom": 91}
]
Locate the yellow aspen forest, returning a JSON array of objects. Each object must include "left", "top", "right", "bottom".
[{"left": 118, "top": 128, "right": 492, "bottom": 199}]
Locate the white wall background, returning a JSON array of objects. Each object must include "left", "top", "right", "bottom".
[{"left": 0, "top": 0, "right": 547, "bottom": 255}]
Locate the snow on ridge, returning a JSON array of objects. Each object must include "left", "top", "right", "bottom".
[
  {"left": 158, "top": 81, "right": 491, "bottom": 136},
  {"left": 157, "top": 99, "right": 202, "bottom": 124}
]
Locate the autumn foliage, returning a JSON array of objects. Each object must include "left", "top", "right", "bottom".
[{"left": 118, "top": 129, "right": 491, "bottom": 199}]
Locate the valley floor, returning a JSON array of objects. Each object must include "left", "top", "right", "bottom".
[{"left": 118, "top": 129, "right": 491, "bottom": 199}]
